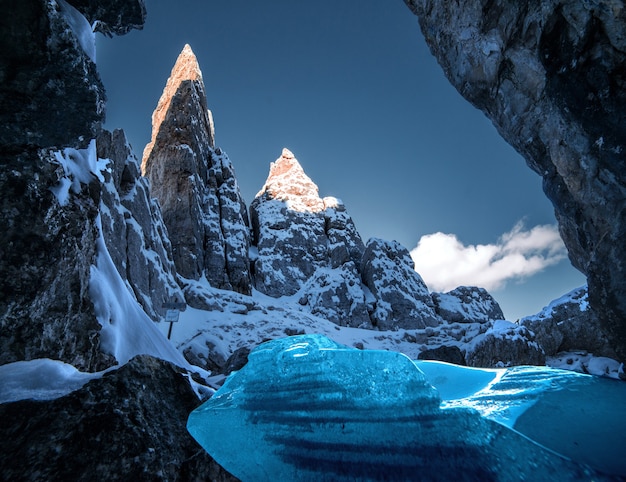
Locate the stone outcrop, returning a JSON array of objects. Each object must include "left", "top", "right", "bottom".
[
  {"left": 361, "top": 238, "right": 441, "bottom": 330},
  {"left": 142, "top": 45, "right": 251, "bottom": 295},
  {"left": 142, "top": 45, "right": 251, "bottom": 293},
  {"left": 97, "top": 128, "right": 183, "bottom": 319},
  {"left": 432, "top": 286, "right": 505, "bottom": 324},
  {"left": 466, "top": 320, "right": 546, "bottom": 368},
  {"left": 403, "top": 0, "right": 626, "bottom": 360},
  {"left": 0, "top": 0, "right": 143, "bottom": 371},
  {"left": 66, "top": 0, "right": 147, "bottom": 36},
  {"left": 0, "top": 0, "right": 103, "bottom": 152},
  {"left": 250, "top": 149, "right": 372, "bottom": 327},
  {"left": 520, "top": 286, "right": 618, "bottom": 359},
  {"left": 0, "top": 355, "right": 238, "bottom": 481}
]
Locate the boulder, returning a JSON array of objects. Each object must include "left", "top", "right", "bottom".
[
  {"left": 0, "top": 355, "right": 237, "bottom": 481},
  {"left": 361, "top": 238, "right": 441, "bottom": 330},
  {"left": 433, "top": 286, "right": 504, "bottom": 324}
]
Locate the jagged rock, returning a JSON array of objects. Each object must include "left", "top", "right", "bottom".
[
  {"left": 250, "top": 148, "right": 372, "bottom": 328},
  {"left": 97, "top": 128, "right": 183, "bottom": 319},
  {"left": 142, "top": 45, "right": 251, "bottom": 295},
  {"left": 432, "top": 286, "right": 505, "bottom": 324},
  {"left": 520, "top": 286, "right": 617, "bottom": 358},
  {"left": 0, "top": 0, "right": 103, "bottom": 152},
  {"left": 66, "top": 0, "right": 146, "bottom": 36},
  {"left": 418, "top": 345, "right": 467, "bottom": 366},
  {"left": 299, "top": 263, "right": 372, "bottom": 328},
  {"left": 404, "top": 0, "right": 626, "bottom": 360},
  {"left": 466, "top": 320, "right": 545, "bottom": 368},
  {"left": 0, "top": 148, "right": 114, "bottom": 371},
  {"left": 0, "top": 1, "right": 120, "bottom": 371},
  {"left": 0, "top": 355, "right": 238, "bottom": 481},
  {"left": 361, "top": 238, "right": 441, "bottom": 330}
]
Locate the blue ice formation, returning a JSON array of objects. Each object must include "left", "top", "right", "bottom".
[{"left": 187, "top": 335, "right": 612, "bottom": 481}]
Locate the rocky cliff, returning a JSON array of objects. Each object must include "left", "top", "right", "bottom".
[
  {"left": 403, "top": 0, "right": 626, "bottom": 360},
  {"left": 142, "top": 45, "right": 252, "bottom": 295}
]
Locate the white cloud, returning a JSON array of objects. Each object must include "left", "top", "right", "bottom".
[{"left": 409, "top": 222, "right": 567, "bottom": 292}]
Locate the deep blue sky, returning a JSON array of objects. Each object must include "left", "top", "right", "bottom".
[{"left": 96, "top": 0, "right": 585, "bottom": 320}]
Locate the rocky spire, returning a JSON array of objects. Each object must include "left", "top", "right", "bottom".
[
  {"left": 255, "top": 148, "right": 325, "bottom": 212},
  {"left": 141, "top": 44, "right": 214, "bottom": 173},
  {"left": 141, "top": 44, "right": 251, "bottom": 295}
]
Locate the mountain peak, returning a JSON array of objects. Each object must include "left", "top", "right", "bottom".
[
  {"left": 141, "top": 44, "right": 212, "bottom": 172},
  {"left": 256, "top": 148, "right": 324, "bottom": 212}
]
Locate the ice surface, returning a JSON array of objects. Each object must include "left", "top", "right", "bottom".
[{"left": 187, "top": 334, "right": 607, "bottom": 481}]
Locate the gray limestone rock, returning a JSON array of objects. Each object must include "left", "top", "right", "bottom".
[
  {"left": 142, "top": 45, "right": 251, "bottom": 295},
  {"left": 520, "top": 286, "right": 617, "bottom": 358},
  {"left": 404, "top": 0, "right": 626, "bottom": 360},
  {"left": 418, "top": 345, "right": 467, "bottom": 366},
  {"left": 0, "top": 0, "right": 104, "bottom": 152},
  {"left": 433, "top": 286, "right": 505, "bottom": 324},
  {"left": 466, "top": 320, "right": 546, "bottom": 368},
  {"left": 361, "top": 238, "right": 441, "bottom": 330},
  {"left": 97, "top": 128, "right": 183, "bottom": 320},
  {"left": 0, "top": 355, "right": 238, "bottom": 481},
  {"left": 66, "top": 0, "right": 146, "bottom": 36},
  {"left": 250, "top": 149, "right": 373, "bottom": 328}
]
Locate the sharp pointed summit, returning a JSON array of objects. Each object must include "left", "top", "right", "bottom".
[
  {"left": 255, "top": 148, "right": 325, "bottom": 213},
  {"left": 141, "top": 44, "right": 214, "bottom": 172},
  {"left": 141, "top": 44, "right": 251, "bottom": 294}
]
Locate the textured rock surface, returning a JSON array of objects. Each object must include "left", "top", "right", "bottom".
[
  {"left": 97, "top": 128, "right": 183, "bottom": 319},
  {"left": 250, "top": 149, "right": 372, "bottom": 327},
  {"left": 361, "top": 238, "right": 441, "bottom": 330},
  {"left": 0, "top": 0, "right": 103, "bottom": 152},
  {"left": 432, "top": 286, "right": 504, "bottom": 324},
  {"left": 404, "top": 0, "right": 626, "bottom": 360},
  {"left": 142, "top": 45, "right": 251, "bottom": 294},
  {"left": 520, "top": 286, "right": 617, "bottom": 358},
  {"left": 0, "top": 0, "right": 135, "bottom": 371},
  {"left": 466, "top": 320, "right": 546, "bottom": 368},
  {"left": 418, "top": 345, "right": 467, "bottom": 365},
  {"left": 67, "top": 0, "right": 146, "bottom": 36},
  {"left": 0, "top": 355, "right": 238, "bottom": 481}
]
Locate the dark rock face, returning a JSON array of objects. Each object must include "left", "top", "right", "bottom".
[
  {"left": 404, "top": 0, "right": 626, "bottom": 360},
  {"left": 97, "top": 128, "right": 183, "bottom": 319},
  {"left": 142, "top": 45, "right": 251, "bottom": 295},
  {"left": 520, "top": 286, "right": 617, "bottom": 358},
  {"left": 432, "top": 286, "right": 505, "bottom": 324},
  {"left": 67, "top": 0, "right": 147, "bottom": 36},
  {"left": 0, "top": 0, "right": 103, "bottom": 152},
  {"left": 0, "top": 148, "right": 114, "bottom": 371},
  {"left": 361, "top": 238, "right": 441, "bottom": 330},
  {"left": 466, "top": 321, "right": 546, "bottom": 368},
  {"left": 0, "top": 355, "right": 238, "bottom": 481},
  {"left": 418, "top": 345, "right": 467, "bottom": 365}
]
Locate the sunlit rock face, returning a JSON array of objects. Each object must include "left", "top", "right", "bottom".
[
  {"left": 188, "top": 335, "right": 605, "bottom": 481},
  {"left": 0, "top": 0, "right": 142, "bottom": 371},
  {"left": 142, "top": 45, "right": 251, "bottom": 295},
  {"left": 361, "top": 238, "right": 441, "bottom": 330},
  {"left": 97, "top": 128, "right": 183, "bottom": 319},
  {"left": 404, "top": 0, "right": 626, "bottom": 360},
  {"left": 250, "top": 149, "right": 371, "bottom": 327}
]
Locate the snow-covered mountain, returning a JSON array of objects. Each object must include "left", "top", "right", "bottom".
[{"left": 0, "top": 2, "right": 624, "bottom": 480}]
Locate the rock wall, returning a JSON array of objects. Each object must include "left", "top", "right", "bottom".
[
  {"left": 97, "top": 128, "right": 183, "bottom": 319},
  {"left": 403, "top": 0, "right": 626, "bottom": 360}
]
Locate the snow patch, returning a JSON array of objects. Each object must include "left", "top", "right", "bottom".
[{"left": 57, "top": 0, "right": 96, "bottom": 63}]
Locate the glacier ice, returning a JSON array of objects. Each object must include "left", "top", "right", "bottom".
[{"left": 188, "top": 334, "right": 612, "bottom": 481}]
